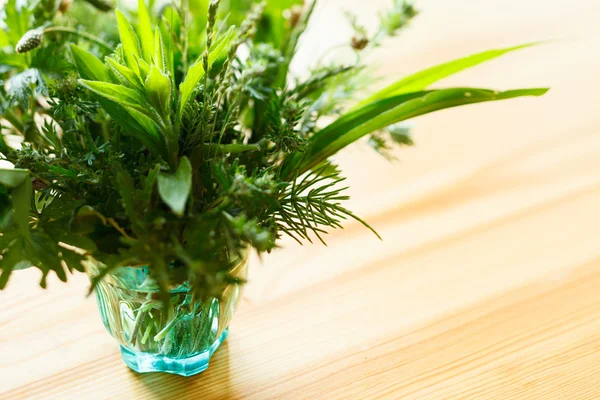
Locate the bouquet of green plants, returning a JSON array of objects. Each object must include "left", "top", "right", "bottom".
[{"left": 0, "top": 0, "right": 547, "bottom": 304}]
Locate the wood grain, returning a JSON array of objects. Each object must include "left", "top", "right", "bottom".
[{"left": 2, "top": 0, "right": 600, "bottom": 398}]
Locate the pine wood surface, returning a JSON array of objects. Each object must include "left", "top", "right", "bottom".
[{"left": 2, "top": 0, "right": 600, "bottom": 398}]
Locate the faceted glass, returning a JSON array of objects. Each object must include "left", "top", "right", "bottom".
[{"left": 86, "top": 254, "right": 248, "bottom": 376}]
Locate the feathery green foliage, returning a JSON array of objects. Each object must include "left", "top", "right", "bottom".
[{"left": 0, "top": 0, "right": 548, "bottom": 301}]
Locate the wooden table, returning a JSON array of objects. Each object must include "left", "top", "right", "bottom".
[{"left": 2, "top": 0, "right": 600, "bottom": 398}]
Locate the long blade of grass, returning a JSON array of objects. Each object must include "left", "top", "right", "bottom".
[
  {"left": 299, "top": 87, "right": 548, "bottom": 173},
  {"left": 354, "top": 43, "right": 541, "bottom": 109}
]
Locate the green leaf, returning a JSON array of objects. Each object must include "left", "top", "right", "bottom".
[
  {"left": 188, "top": 0, "right": 209, "bottom": 21},
  {"left": 145, "top": 65, "right": 171, "bottom": 117},
  {"left": 209, "top": 26, "right": 236, "bottom": 59},
  {"left": 301, "top": 87, "right": 549, "bottom": 172},
  {"left": 157, "top": 157, "right": 192, "bottom": 216},
  {"left": 4, "top": 0, "right": 32, "bottom": 44},
  {"left": 0, "top": 192, "right": 13, "bottom": 229},
  {"left": 79, "top": 79, "right": 156, "bottom": 118},
  {"left": 95, "top": 96, "right": 165, "bottom": 157},
  {"left": 122, "top": 105, "right": 166, "bottom": 155},
  {"left": 137, "top": 0, "right": 155, "bottom": 62},
  {"left": 11, "top": 177, "right": 32, "bottom": 239},
  {"left": 28, "top": 233, "right": 67, "bottom": 282},
  {"left": 0, "top": 28, "right": 10, "bottom": 47},
  {"left": 0, "top": 168, "right": 29, "bottom": 188},
  {"left": 157, "top": 20, "right": 175, "bottom": 80},
  {"left": 69, "top": 44, "right": 112, "bottom": 82},
  {"left": 178, "top": 27, "right": 235, "bottom": 116},
  {"left": 356, "top": 43, "right": 540, "bottom": 108},
  {"left": 116, "top": 9, "right": 142, "bottom": 72},
  {"left": 73, "top": 72, "right": 166, "bottom": 156},
  {"left": 137, "top": 58, "right": 151, "bottom": 81},
  {"left": 0, "top": 52, "right": 27, "bottom": 69},
  {"left": 0, "top": 242, "right": 25, "bottom": 289},
  {"left": 0, "top": 231, "right": 18, "bottom": 249},
  {"left": 282, "top": 91, "right": 427, "bottom": 176},
  {"left": 179, "top": 64, "right": 205, "bottom": 115},
  {"left": 106, "top": 57, "right": 144, "bottom": 91},
  {"left": 154, "top": 27, "right": 166, "bottom": 72},
  {"left": 311, "top": 91, "right": 428, "bottom": 152}
]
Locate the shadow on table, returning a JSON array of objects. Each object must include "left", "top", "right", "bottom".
[{"left": 130, "top": 341, "right": 236, "bottom": 399}]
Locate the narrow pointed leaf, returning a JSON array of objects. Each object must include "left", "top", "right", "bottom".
[
  {"left": 356, "top": 43, "right": 540, "bottom": 108},
  {"left": 178, "top": 63, "right": 204, "bottom": 116},
  {"left": 208, "top": 27, "right": 236, "bottom": 62},
  {"left": 145, "top": 65, "right": 171, "bottom": 116},
  {"left": 157, "top": 22, "right": 175, "bottom": 80},
  {"left": 302, "top": 87, "right": 549, "bottom": 172},
  {"left": 69, "top": 44, "right": 112, "bottom": 82},
  {"left": 121, "top": 106, "right": 166, "bottom": 158},
  {"left": 79, "top": 79, "right": 154, "bottom": 116},
  {"left": 154, "top": 27, "right": 166, "bottom": 71},
  {"left": 68, "top": 50, "right": 161, "bottom": 152},
  {"left": 137, "top": 57, "right": 151, "bottom": 81},
  {"left": 106, "top": 57, "right": 144, "bottom": 91},
  {"left": 178, "top": 27, "right": 235, "bottom": 115},
  {"left": 137, "top": 0, "right": 155, "bottom": 62},
  {"left": 311, "top": 91, "right": 430, "bottom": 152},
  {"left": 95, "top": 96, "right": 163, "bottom": 155},
  {"left": 116, "top": 9, "right": 142, "bottom": 72}
]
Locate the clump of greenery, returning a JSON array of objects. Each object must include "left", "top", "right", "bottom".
[{"left": 0, "top": 0, "right": 547, "bottom": 302}]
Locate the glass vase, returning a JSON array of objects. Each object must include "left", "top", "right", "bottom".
[{"left": 85, "top": 254, "right": 248, "bottom": 376}]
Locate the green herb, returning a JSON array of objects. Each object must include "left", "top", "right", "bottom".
[{"left": 0, "top": 0, "right": 548, "bottom": 302}]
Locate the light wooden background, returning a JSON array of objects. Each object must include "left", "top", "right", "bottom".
[{"left": 2, "top": 0, "right": 600, "bottom": 398}]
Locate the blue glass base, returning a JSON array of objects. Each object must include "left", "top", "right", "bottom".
[{"left": 120, "top": 328, "right": 229, "bottom": 376}]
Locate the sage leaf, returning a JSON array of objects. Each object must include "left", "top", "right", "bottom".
[
  {"left": 138, "top": 58, "right": 151, "bottom": 81},
  {"left": 69, "top": 44, "right": 112, "bottom": 82},
  {"left": 137, "top": 0, "right": 155, "bottom": 62},
  {"left": 145, "top": 65, "right": 171, "bottom": 117},
  {"left": 154, "top": 27, "right": 166, "bottom": 72},
  {"left": 116, "top": 9, "right": 142, "bottom": 72},
  {"left": 78, "top": 79, "right": 155, "bottom": 117},
  {"left": 121, "top": 106, "right": 166, "bottom": 157},
  {"left": 106, "top": 57, "right": 144, "bottom": 91},
  {"left": 96, "top": 97, "right": 165, "bottom": 158}
]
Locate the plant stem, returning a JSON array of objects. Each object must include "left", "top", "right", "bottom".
[
  {"left": 43, "top": 27, "right": 112, "bottom": 52},
  {"left": 130, "top": 309, "right": 147, "bottom": 346}
]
